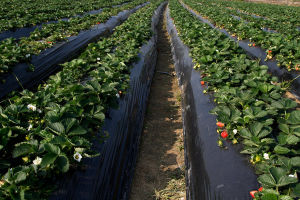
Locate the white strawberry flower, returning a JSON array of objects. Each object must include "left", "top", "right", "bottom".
[
  {"left": 263, "top": 153, "right": 269, "bottom": 160},
  {"left": 233, "top": 129, "right": 238, "bottom": 135},
  {"left": 116, "top": 93, "right": 120, "bottom": 98},
  {"left": 97, "top": 57, "right": 100, "bottom": 61},
  {"left": 28, "top": 124, "right": 33, "bottom": 131},
  {"left": 27, "top": 104, "right": 37, "bottom": 111},
  {"left": 33, "top": 157, "right": 42, "bottom": 165},
  {"left": 289, "top": 173, "right": 297, "bottom": 178},
  {"left": 73, "top": 152, "right": 82, "bottom": 162}
]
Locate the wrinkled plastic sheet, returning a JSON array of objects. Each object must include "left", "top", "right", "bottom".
[
  {"left": 180, "top": 1, "right": 300, "bottom": 98},
  {"left": 166, "top": 6, "right": 259, "bottom": 200},
  {"left": 0, "top": 2, "right": 149, "bottom": 100},
  {"left": 49, "top": 2, "right": 166, "bottom": 200},
  {"left": 0, "top": 2, "right": 130, "bottom": 42}
]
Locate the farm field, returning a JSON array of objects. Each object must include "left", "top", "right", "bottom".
[{"left": 0, "top": 0, "right": 299, "bottom": 199}]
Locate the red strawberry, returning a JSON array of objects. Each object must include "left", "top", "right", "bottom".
[
  {"left": 268, "top": 50, "right": 272, "bottom": 53},
  {"left": 253, "top": 43, "right": 256, "bottom": 47},
  {"left": 216, "top": 122, "right": 224, "bottom": 128},
  {"left": 47, "top": 41, "right": 52, "bottom": 44},
  {"left": 201, "top": 81, "right": 205, "bottom": 85},
  {"left": 221, "top": 130, "right": 228, "bottom": 139},
  {"left": 250, "top": 190, "right": 257, "bottom": 198},
  {"left": 258, "top": 187, "right": 263, "bottom": 192}
]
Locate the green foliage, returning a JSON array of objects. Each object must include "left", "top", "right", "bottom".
[
  {"left": 0, "top": 1, "right": 164, "bottom": 199},
  {"left": 168, "top": 0, "right": 300, "bottom": 198}
]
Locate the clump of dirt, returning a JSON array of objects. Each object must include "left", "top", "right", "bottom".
[{"left": 130, "top": 6, "right": 186, "bottom": 200}]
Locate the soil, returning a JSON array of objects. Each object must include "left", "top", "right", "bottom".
[{"left": 129, "top": 6, "right": 186, "bottom": 200}]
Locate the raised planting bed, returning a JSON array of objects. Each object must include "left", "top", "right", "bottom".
[
  {"left": 167, "top": 0, "right": 300, "bottom": 199},
  {"left": 0, "top": 1, "right": 148, "bottom": 100},
  {"left": 0, "top": 1, "right": 131, "bottom": 42},
  {"left": 166, "top": 5, "right": 258, "bottom": 200},
  {"left": 0, "top": 0, "right": 131, "bottom": 33},
  {"left": 0, "top": 0, "right": 147, "bottom": 88},
  {"left": 0, "top": 1, "right": 165, "bottom": 199},
  {"left": 181, "top": 0, "right": 300, "bottom": 72},
  {"left": 180, "top": 0, "right": 300, "bottom": 98}
]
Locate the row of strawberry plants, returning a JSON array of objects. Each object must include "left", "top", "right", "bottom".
[
  {"left": 218, "top": 2, "right": 300, "bottom": 39},
  {"left": 182, "top": 0, "right": 300, "bottom": 72},
  {"left": 0, "top": 0, "right": 131, "bottom": 32},
  {"left": 217, "top": 0, "right": 300, "bottom": 28},
  {"left": 0, "top": 0, "right": 163, "bottom": 199},
  {"left": 169, "top": 0, "right": 300, "bottom": 199},
  {"left": 0, "top": 0, "right": 147, "bottom": 81}
]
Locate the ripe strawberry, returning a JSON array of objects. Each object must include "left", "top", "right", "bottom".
[
  {"left": 250, "top": 190, "right": 257, "bottom": 198},
  {"left": 258, "top": 187, "right": 263, "bottom": 192},
  {"left": 253, "top": 43, "right": 256, "bottom": 47},
  {"left": 216, "top": 122, "right": 224, "bottom": 128},
  {"left": 201, "top": 81, "right": 205, "bottom": 85},
  {"left": 221, "top": 130, "right": 228, "bottom": 139}
]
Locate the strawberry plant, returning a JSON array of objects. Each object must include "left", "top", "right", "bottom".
[
  {"left": 181, "top": 0, "right": 300, "bottom": 71},
  {"left": 0, "top": 0, "right": 147, "bottom": 81},
  {"left": 0, "top": 0, "right": 131, "bottom": 32},
  {"left": 0, "top": 1, "right": 164, "bottom": 199},
  {"left": 169, "top": 0, "right": 300, "bottom": 198}
]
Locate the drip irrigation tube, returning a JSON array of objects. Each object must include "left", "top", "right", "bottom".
[
  {"left": 0, "top": 2, "right": 149, "bottom": 100},
  {"left": 49, "top": 2, "right": 167, "bottom": 200}
]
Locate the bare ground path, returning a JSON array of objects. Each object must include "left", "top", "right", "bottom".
[{"left": 130, "top": 6, "right": 186, "bottom": 200}]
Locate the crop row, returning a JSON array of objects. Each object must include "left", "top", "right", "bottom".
[
  {"left": 219, "top": 2, "right": 300, "bottom": 39},
  {"left": 0, "top": 0, "right": 147, "bottom": 81},
  {"left": 169, "top": 0, "right": 300, "bottom": 199},
  {"left": 216, "top": 0, "right": 300, "bottom": 28},
  {"left": 181, "top": 0, "right": 300, "bottom": 72},
  {"left": 0, "top": 0, "right": 131, "bottom": 32},
  {"left": 0, "top": 0, "right": 163, "bottom": 199}
]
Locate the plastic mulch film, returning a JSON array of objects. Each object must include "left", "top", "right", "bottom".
[
  {"left": 49, "top": 2, "right": 167, "bottom": 200},
  {"left": 180, "top": 1, "right": 300, "bottom": 98},
  {"left": 166, "top": 6, "right": 259, "bottom": 200},
  {"left": 0, "top": 3, "right": 149, "bottom": 100}
]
